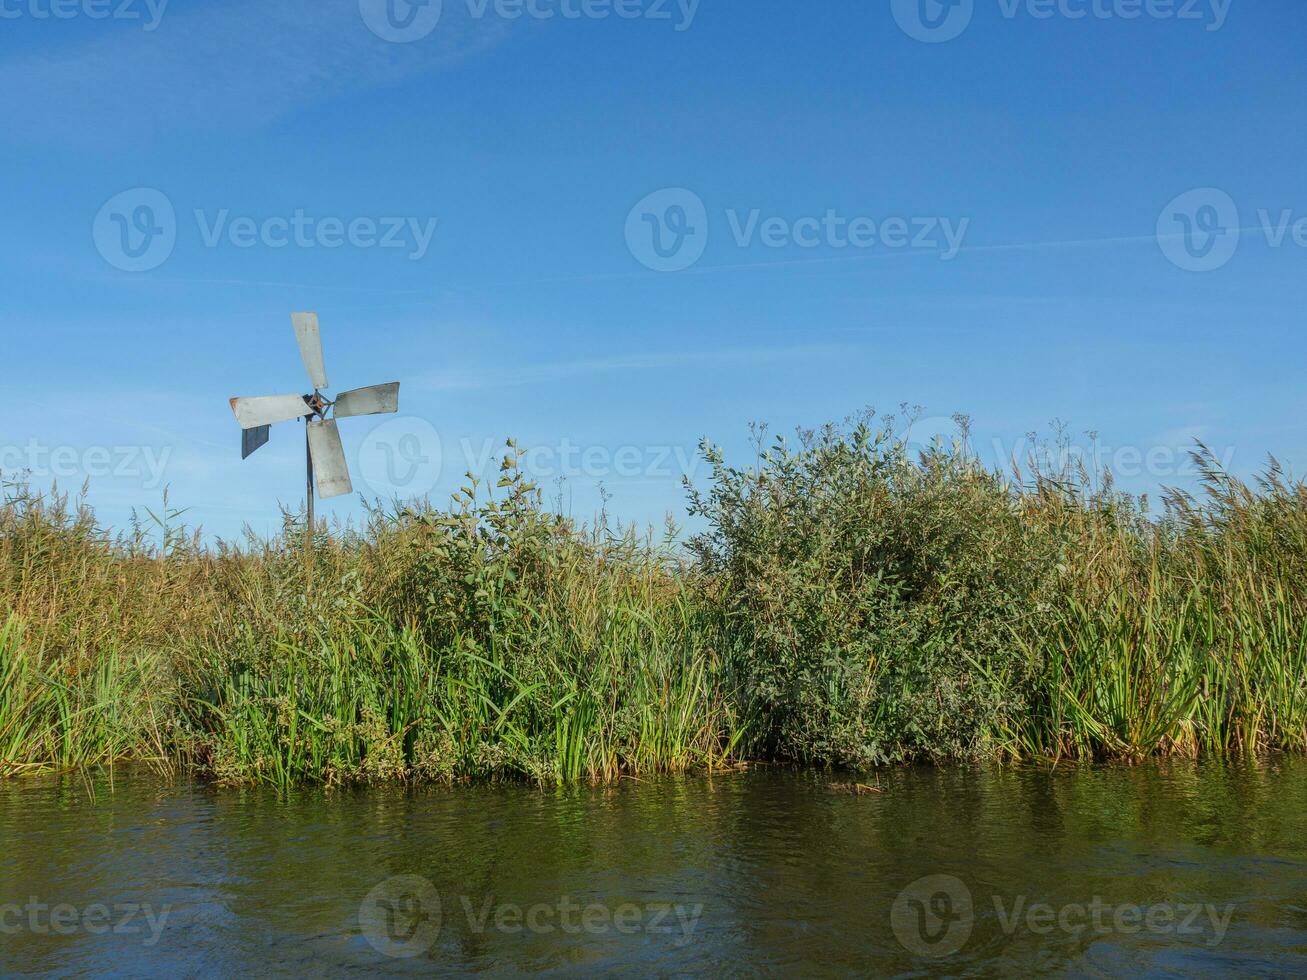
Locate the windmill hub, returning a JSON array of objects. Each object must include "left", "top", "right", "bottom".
[{"left": 304, "top": 392, "right": 329, "bottom": 418}]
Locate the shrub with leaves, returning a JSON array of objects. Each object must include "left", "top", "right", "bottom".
[{"left": 685, "top": 412, "right": 1063, "bottom": 765}]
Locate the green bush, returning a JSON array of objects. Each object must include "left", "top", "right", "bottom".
[{"left": 685, "top": 414, "right": 1062, "bottom": 765}]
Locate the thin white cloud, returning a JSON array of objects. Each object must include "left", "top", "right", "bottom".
[
  {"left": 414, "top": 343, "right": 853, "bottom": 390},
  {"left": 0, "top": 0, "right": 514, "bottom": 144}
]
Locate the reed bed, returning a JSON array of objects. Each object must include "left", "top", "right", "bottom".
[{"left": 2, "top": 418, "right": 1305, "bottom": 786}]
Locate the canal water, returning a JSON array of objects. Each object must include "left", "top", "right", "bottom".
[{"left": 2, "top": 760, "right": 1306, "bottom": 975}]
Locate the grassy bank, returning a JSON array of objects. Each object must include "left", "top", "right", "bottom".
[{"left": 3, "top": 416, "right": 1305, "bottom": 787}]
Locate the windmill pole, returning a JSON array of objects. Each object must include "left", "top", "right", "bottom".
[{"left": 305, "top": 415, "right": 314, "bottom": 557}]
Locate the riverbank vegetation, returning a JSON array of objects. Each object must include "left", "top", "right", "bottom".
[{"left": 3, "top": 414, "right": 1305, "bottom": 786}]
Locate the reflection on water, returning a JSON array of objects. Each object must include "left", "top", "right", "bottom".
[{"left": 2, "top": 761, "right": 1307, "bottom": 975}]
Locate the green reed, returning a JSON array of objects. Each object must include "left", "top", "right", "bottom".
[{"left": 2, "top": 417, "right": 1306, "bottom": 785}]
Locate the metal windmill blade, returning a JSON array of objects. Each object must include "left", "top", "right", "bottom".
[
  {"left": 230, "top": 394, "right": 313, "bottom": 429},
  {"left": 241, "top": 425, "right": 270, "bottom": 460},
  {"left": 334, "top": 382, "right": 400, "bottom": 418},
  {"left": 307, "top": 419, "right": 352, "bottom": 498},
  {"left": 292, "top": 312, "right": 328, "bottom": 389},
  {"left": 227, "top": 312, "right": 401, "bottom": 546}
]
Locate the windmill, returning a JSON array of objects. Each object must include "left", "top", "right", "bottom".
[{"left": 229, "top": 312, "right": 399, "bottom": 539}]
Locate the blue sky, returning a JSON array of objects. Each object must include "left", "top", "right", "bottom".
[{"left": 1, "top": 0, "right": 1305, "bottom": 541}]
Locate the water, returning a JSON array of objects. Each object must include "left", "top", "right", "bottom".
[{"left": 2, "top": 761, "right": 1306, "bottom": 976}]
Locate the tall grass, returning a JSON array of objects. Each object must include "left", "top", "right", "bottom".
[
  {"left": 0, "top": 616, "right": 170, "bottom": 776},
  {"left": 2, "top": 417, "right": 1306, "bottom": 785}
]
